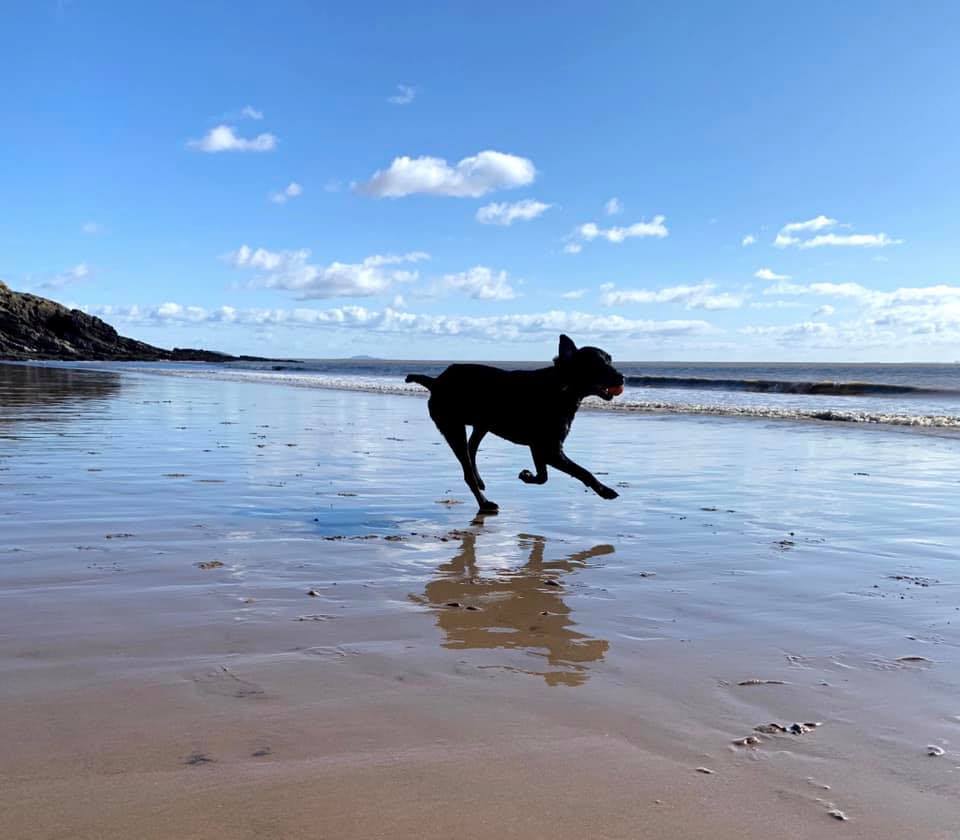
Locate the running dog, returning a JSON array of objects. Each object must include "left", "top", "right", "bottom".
[{"left": 406, "top": 335, "right": 624, "bottom": 512}]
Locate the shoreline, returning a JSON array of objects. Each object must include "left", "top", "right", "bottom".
[{"left": 5, "top": 358, "right": 960, "bottom": 435}]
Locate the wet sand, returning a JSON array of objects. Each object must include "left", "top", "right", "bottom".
[{"left": 2, "top": 362, "right": 960, "bottom": 839}]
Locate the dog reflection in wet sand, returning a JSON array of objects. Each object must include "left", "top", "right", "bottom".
[{"left": 412, "top": 526, "right": 612, "bottom": 686}]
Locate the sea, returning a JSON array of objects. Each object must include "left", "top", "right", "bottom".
[{"left": 28, "top": 358, "right": 960, "bottom": 433}]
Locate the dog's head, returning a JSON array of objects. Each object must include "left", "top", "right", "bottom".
[{"left": 554, "top": 334, "right": 625, "bottom": 401}]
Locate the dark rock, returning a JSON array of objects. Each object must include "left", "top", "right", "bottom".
[{"left": 0, "top": 282, "right": 272, "bottom": 362}]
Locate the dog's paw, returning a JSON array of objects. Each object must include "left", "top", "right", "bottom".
[
  {"left": 519, "top": 469, "right": 535, "bottom": 484},
  {"left": 478, "top": 500, "right": 499, "bottom": 514},
  {"left": 596, "top": 485, "right": 619, "bottom": 500}
]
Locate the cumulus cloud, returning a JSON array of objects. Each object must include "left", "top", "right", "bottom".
[
  {"left": 440, "top": 266, "right": 517, "bottom": 300},
  {"left": 573, "top": 215, "right": 669, "bottom": 246},
  {"left": 269, "top": 182, "right": 303, "bottom": 204},
  {"left": 225, "top": 245, "right": 429, "bottom": 299},
  {"left": 39, "top": 263, "right": 91, "bottom": 291},
  {"left": 600, "top": 282, "right": 743, "bottom": 311},
  {"left": 357, "top": 150, "right": 535, "bottom": 198},
  {"left": 754, "top": 281, "right": 960, "bottom": 347},
  {"left": 561, "top": 289, "right": 587, "bottom": 300},
  {"left": 563, "top": 242, "right": 583, "bottom": 255},
  {"left": 81, "top": 221, "right": 105, "bottom": 235},
  {"left": 773, "top": 215, "right": 900, "bottom": 249},
  {"left": 187, "top": 124, "right": 277, "bottom": 153},
  {"left": 754, "top": 267, "right": 791, "bottom": 281},
  {"left": 741, "top": 234, "right": 756, "bottom": 246},
  {"left": 475, "top": 198, "right": 552, "bottom": 226},
  {"left": 388, "top": 84, "right": 416, "bottom": 105},
  {"left": 604, "top": 197, "right": 623, "bottom": 216},
  {"left": 85, "top": 302, "right": 713, "bottom": 343}
]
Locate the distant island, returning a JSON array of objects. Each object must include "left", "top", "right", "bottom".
[{"left": 0, "top": 281, "right": 266, "bottom": 363}]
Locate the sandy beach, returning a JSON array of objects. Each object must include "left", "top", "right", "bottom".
[{"left": 2, "top": 362, "right": 960, "bottom": 839}]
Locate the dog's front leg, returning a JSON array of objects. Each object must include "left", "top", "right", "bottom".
[
  {"left": 519, "top": 449, "right": 548, "bottom": 485},
  {"left": 545, "top": 449, "right": 618, "bottom": 500}
]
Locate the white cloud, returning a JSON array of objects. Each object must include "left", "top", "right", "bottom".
[
  {"left": 773, "top": 215, "right": 900, "bottom": 249},
  {"left": 269, "top": 182, "right": 304, "bottom": 204},
  {"left": 241, "top": 105, "right": 264, "bottom": 120},
  {"left": 601, "top": 282, "right": 743, "bottom": 311},
  {"left": 81, "top": 221, "right": 104, "bottom": 235},
  {"left": 773, "top": 233, "right": 800, "bottom": 248},
  {"left": 563, "top": 242, "right": 582, "bottom": 255},
  {"left": 475, "top": 198, "right": 552, "bottom": 226},
  {"left": 780, "top": 215, "right": 838, "bottom": 234},
  {"left": 440, "top": 266, "right": 517, "bottom": 300},
  {"left": 740, "top": 321, "right": 834, "bottom": 341},
  {"left": 797, "top": 232, "right": 901, "bottom": 249},
  {"left": 748, "top": 300, "right": 807, "bottom": 310},
  {"left": 604, "top": 197, "right": 623, "bottom": 216},
  {"left": 754, "top": 281, "right": 960, "bottom": 346},
  {"left": 87, "top": 302, "right": 713, "bottom": 343},
  {"left": 187, "top": 124, "right": 277, "bottom": 153},
  {"left": 39, "top": 263, "right": 91, "bottom": 291},
  {"left": 388, "top": 84, "right": 416, "bottom": 105},
  {"left": 357, "top": 150, "right": 535, "bottom": 198},
  {"left": 754, "top": 267, "right": 791, "bottom": 281},
  {"left": 769, "top": 281, "right": 960, "bottom": 309},
  {"left": 762, "top": 279, "right": 820, "bottom": 296},
  {"left": 741, "top": 234, "right": 756, "bottom": 246},
  {"left": 226, "top": 245, "right": 429, "bottom": 299},
  {"left": 574, "top": 215, "right": 669, "bottom": 246},
  {"left": 561, "top": 289, "right": 587, "bottom": 299}
]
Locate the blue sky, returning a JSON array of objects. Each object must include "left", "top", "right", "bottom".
[{"left": 3, "top": 1, "right": 960, "bottom": 360}]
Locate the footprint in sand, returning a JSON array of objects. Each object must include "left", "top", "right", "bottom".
[{"left": 190, "top": 666, "right": 265, "bottom": 699}]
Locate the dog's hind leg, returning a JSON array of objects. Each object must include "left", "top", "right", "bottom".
[
  {"left": 519, "top": 449, "right": 548, "bottom": 485},
  {"left": 543, "top": 448, "right": 618, "bottom": 500},
  {"left": 467, "top": 427, "right": 488, "bottom": 490},
  {"left": 437, "top": 421, "right": 499, "bottom": 513}
]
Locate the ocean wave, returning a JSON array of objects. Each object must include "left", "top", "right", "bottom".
[
  {"left": 624, "top": 375, "right": 955, "bottom": 397},
  {"left": 129, "top": 366, "right": 960, "bottom": 432},
  {"left": 602, "top": 400, "right": 960, "bottom": 429}
]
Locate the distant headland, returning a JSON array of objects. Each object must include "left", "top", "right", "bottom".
[{"left": 0, "top": 281, "right": 266, "bottom": 363}]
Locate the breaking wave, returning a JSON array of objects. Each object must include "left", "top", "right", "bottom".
[
  {"left": 124, "top": 366, "right": 960, "bottom": 432},
  {"left": 623, "top": 375, "right": 955, "bottom": 398}
]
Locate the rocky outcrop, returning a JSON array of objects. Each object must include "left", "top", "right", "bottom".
[{"left": 0, "top": 282, "right": 257, "bottom": 362}]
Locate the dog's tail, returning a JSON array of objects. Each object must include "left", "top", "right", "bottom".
[{"left": 405, "top": 373, "right": 436, "bottom": 390}]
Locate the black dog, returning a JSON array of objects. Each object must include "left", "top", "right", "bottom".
[{"left": 406, "top": 334, "right": 625, "bottom": 512}]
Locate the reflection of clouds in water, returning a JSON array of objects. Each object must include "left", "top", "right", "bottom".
[{"left": 413, "top": 522, "right": 612, "bottom": 686}]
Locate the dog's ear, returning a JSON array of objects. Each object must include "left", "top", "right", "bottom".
[{"left": 558, "top": 334, "right": 577, "bottom": 362}]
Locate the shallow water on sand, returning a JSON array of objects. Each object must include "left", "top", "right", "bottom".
[{"left": 2, "top": 363, "right": 960, "bottom": 839}]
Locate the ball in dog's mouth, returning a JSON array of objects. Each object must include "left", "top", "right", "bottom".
[{"left": 599, "top": 384, "right": 624, "bottom": 399}]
